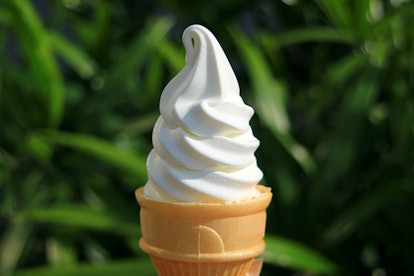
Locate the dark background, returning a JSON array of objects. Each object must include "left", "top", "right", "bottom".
[{"left": 1, "top": 0, "right": 413, "bottom": 275}]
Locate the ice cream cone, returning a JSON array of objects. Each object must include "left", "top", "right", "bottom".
[{"left": 135, "top": 185, "right": 272, "bottom": 275}]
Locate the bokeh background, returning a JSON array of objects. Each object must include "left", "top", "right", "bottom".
[{"left": 1, "top": 0, "right": 413, "bottom": 275}]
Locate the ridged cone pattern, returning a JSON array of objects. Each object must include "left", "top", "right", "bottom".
[{"left": 150, "top": 256, "right": 253, "bottom": 276}]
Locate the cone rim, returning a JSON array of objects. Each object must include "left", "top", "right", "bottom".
[{"left": 135, "top": 185, "right": 272, "bottom": 218}]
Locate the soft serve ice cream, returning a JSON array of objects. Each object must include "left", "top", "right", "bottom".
[
  {"left": 137, "top": 26, "right": 271, "bottom": 275},
  {"left": 144, "top": 24, "right": 263, "bottom": 202}
]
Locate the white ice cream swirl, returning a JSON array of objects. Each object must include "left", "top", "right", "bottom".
[{"left": 144, "top": 24, "right": 263, "bottom": 202}]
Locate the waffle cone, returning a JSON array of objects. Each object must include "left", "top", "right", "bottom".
[{"left": 135, "top": 185, "right": 272, "bottom": 276}]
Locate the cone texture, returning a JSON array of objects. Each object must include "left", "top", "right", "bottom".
[
  {"left": 135, "top": 185, "right": 272, "bottom": 276},
  {"left": 150, "top": 257, "right": 254, "bottom": 275}
]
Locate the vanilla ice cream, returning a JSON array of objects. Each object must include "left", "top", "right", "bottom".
[{"left": 143, "top": 24, "right": 263, "bottom": 202}]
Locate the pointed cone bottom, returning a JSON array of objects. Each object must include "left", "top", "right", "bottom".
[{"left": 135, "top": 185, "right": 272, "bottom": 276}]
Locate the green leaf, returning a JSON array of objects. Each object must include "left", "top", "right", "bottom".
[
  {"left": 273, "top": 166, "right": 300, "bottom": 205},
  {"left": 353, "top": 0, "right": 372, "bottom": 33},
  {"left": 0, "top": 7, "right": 13, "bottom": 25},
  {"left": 84, "top": 17, "right": 174, "bottom": 114},
  {"left": 309, "top": 54, "right": 368, "bottom": 122},
  {"left": 17, "top": 204, "right": 139, "bottom": 237},
  {"left": 229, "top": 26, "right": 316, "bottom": 175},
  {"left": 157, "top": 39, "right": 185, "bottom": 73},
  {"left": 315, "top": 0, "right": 352, "bottom": 29},
  {"left": 324, "top": 54, "right": 368, "bottom": 86},
  {"left": 322, "top": 177, "right": 414, "bottom": 245},
  {"left": 374, "top": 2, "right": 414, "bottom": 31},
  {"left": 75, "top": 2, "right": 110, "bottom": 50},
  {"left": 0, "top": 221, "right": 33, "bottom": 275},
  {"left": 309, "top": 68, "right": 380, "bottom": 210},
  {"left": 25, "top": 133, "right": 53, "bottom": 161},
  {"left": 8, "top": 0, "right": 64, "bottom": 128},
  {"left": 255, "top": 86, "right": 316, "bottom": 175},
  {"left": 271, "top": 27, "right": 355, "bottom": 46},
  {"left": 104, "top": 17, "right": 173, "bottom": 92},
  {"left": 49, "top": 32, "right": 97, "bottom": 79},
  {"left": 144, "top": 53, "right": 163, "bottom": 97},
  {"left": 45, "top": 238, "right": 78, "bottom": 266},
  {"left": 122, "top": 113, "right": 159, "bottom": 135},
  {"left": 14, "top": 258, "right": 156, "bottom": 276},
  {"left": 38, "top": 131, "right": 147, "bottom": 183},
  {"left": 262, "top": 235, "right": 337, "bottom": 275}
]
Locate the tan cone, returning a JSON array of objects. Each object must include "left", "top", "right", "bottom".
[{"left": 135, "top": 185, "right": 272, "bottom": 276}]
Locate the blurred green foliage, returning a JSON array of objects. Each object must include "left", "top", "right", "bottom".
[{"left": 1, "top": 0, "right": 413, "bottom": 275}]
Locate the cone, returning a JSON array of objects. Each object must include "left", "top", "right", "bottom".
[{"left": 135, "top": 185, "right": 272, "bottom": 276}]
